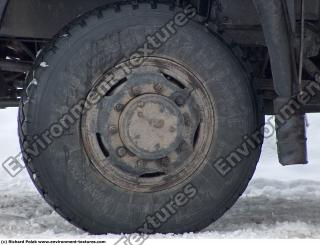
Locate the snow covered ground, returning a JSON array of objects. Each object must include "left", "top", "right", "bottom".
[{"left": 0, "top": 108, "right": 320, "bottom": 239}]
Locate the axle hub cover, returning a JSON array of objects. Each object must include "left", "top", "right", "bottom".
[{"left": 119, "top": 94, "right": 183, "bottom": 160}]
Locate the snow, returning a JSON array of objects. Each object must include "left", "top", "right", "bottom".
[
  {"left": 1, "top": 178, "right": 320, "bottom": 239},
  {"left": 0, "top": 108, "right": 320, "bottom": 238},
  {"left": 40, "top": 62, "right": 49, "bottom": 68}
]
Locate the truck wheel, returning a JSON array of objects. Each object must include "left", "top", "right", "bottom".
[{"left": 18, "top": 3, "right": 263, "bottom": 234}]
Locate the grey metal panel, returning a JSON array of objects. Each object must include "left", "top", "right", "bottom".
[
  {"left": 0, "top": 0, "right": 8, "bottom": 26},
  {"left": 0, "top": 0, "right": 114, "bottom": 38}
]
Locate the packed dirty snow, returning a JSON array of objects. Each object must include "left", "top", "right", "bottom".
[{"left": 0, "top": 109, "right": 320, "bottom": 238}]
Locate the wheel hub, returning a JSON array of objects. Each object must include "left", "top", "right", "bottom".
[
  {"left": 81, "top": 57, "right": 214, "bottom": 192},
  {"left": 119, "top": 94, "right": 183, "bottom": 160}
]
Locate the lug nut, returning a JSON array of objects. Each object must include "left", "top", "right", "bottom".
[
  {"left": 138, "top": 101, "right": 145, "bottom": 108},
  {"left": 175, "top": 96, "right": 185, "bottom": 107},
  {"left": 154, "top": 83, "right": 163, "bottom": 93},
  {"left": 131, "top": 86, "right": 141, "bottom": 97},
  {"left": 117, "top": 147, "right": 127, "bottom": 158},
  {"left": 114, "top": 103, "right": 124, "bottom": 112},
  {"left": 108, "top": 125, "right": 118, "bottom": 135},
  {"left": 136, "top": 160, "right": 145, "bottom": 168}
]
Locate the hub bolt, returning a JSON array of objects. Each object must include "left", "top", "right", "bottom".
[
  {"left": 138, "top": 101, "right": 145, "bottom": 108},
  {"left": 175, "top": 96, "right": 185, "bottom": 107},
  {"left": 114, "top": 103, "right": 124, "bottom": 112},
  {"left": 117, "top": 147, "right": 127, "bottom": 158},
  {"left": 136, "top": 160, "right": 145, "bottom": 168},
  {"left": 154, "top": 83, "right": 163, "bottom": 93},
  {"left": 108, "top": 125, "right": 118, "bottom": 135},
  {"left": 131, "top": 86, "right": 141, "bottom": 97}
]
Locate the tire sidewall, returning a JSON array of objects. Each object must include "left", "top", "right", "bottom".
[{"left": 24, "top": 5, "right": 262, "bottom": 234}]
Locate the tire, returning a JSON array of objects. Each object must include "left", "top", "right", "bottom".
[{"left": 19, "top": 2, "right": 264, "bottom": 234}]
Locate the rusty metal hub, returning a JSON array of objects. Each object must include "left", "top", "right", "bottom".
[
  {"left": 81, "top": 57, "right": 214, "bottom": 192},
  {"left": 119, "top": 94, "right": 184, "bottom": 160}
]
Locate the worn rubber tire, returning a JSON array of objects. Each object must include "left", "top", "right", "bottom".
[{"left": 18, "top": 3, "right": 264, "bottom": 234}]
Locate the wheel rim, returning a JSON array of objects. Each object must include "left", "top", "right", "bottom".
[{"left": 81, "top": 57, "right": 214, "bottom": 192}]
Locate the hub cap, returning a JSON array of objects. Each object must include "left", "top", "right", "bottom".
[
  {"left": 119, "top": 94, "right": 184, "bottom": 160},
  {"left": 81, "top": 57, "right": 214, "bottom": 192}
]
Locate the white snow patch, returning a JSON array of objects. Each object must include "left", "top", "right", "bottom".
[
  {"left": 29, "top": 78, "right": 38, "bottom": 86},
  {"left": 0, "top": 177, "right": 319, "bottom": 239},
  {"left": 36, "top": 49, "right": 43, "bottom": 58},
  {"left": 40, "top": 62, "right": 49, "bottom": 68},
  {"left": 0, "top": 110, "right": 320, "bottom": 238}
]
